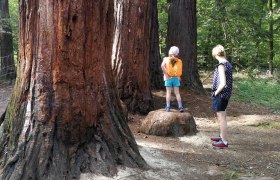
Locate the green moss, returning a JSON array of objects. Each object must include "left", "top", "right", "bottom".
[
  {"left": 5, "top": 80, "right": 22, "bottom": 131},
  {"left": 224, "top": 169, "right": 240, "bottom": 180}
]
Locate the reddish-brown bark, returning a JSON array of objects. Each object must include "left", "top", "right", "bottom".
[
  {"left": 149, "top": 0, "right": 163, "bottom": 90},
  {"left": 0, "top": 1, "right": 146, "bottom": 179},
  {"left": 167, "top": 0, "right": 203, "bottom": 91},
  {"left": 112, "top": 0, "right": 153, "bottom": 114}
]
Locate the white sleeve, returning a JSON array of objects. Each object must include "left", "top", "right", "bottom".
[{"left": 163, "top": 57, "right": 169, "bottom": 65}]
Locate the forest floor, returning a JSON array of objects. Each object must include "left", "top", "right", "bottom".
[
  {"left": 0, "top": 81, "right": 279, "bottom": 180},
  {"left": 120, "top": 89, "right": 280, "bottom": 180}
]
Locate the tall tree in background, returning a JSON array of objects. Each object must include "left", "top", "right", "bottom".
[
  {"left": 149, "top": 0, "right": 163, "bottom": 89},
  {"left": 0, "top": 1, "right": 146, "bottom": 179},
  {"left": 268, "top": 0, "right": 274, "bottom": 75},
  {"left": 112, "top": 0, "right": 153, "bottom": 114},
  {"left": 0, "top": 0, "right": 16, "bottom": 80},
  {"left": 167, "top": 0, "right": 203, "bottom": 90},
  {"left": 197, "top": 0, "right": 280, "bottom": 73}
]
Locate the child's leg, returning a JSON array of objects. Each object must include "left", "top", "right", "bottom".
[
  {"left": 217, "top": 111, "right": 228, "bottom": 142},
  {"left": 166, "top": 87, "right": 172, "bottom": 107},
  {"left": 174, "top": 87, "right": 182, "bottom": 107}
]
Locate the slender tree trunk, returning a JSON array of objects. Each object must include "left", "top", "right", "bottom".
[
  {"left": 268, "top": 0, "right": 274, "bottom": 75},
  {"left": 149, "top": 0, "right": 163, "bottom": 90},
  {"left": 0, "top": 0, "right": 16, "bottom": 80},
  {"left": 167, "top": 0, "right": 203, "bottom": 91},
  {"left": 0, "top": 1, "right": 147, "bottom": 179},
  {"left": 255, "top": 9, "right": 265, "bottom": 67},
  {"left": 112, "top": 0, "right": 153, "bottom": 114}
]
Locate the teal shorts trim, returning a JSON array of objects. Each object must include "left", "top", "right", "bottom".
[{"left": 165, "top": 77, "right": 180, "bottom": 87}]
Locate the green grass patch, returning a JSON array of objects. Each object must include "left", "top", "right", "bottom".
[
  {"left": 251, "top": 122, "right": 280, "bottom": 129},
  {"left": 224, "top": 169, "right": 240, "bottom": 180},
  {"left": 232, "top": 79, "right": 280, "bottom": 114}
]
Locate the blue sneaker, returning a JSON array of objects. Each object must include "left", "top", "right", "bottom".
[
  {"left": 165, "top": 106, "right": 171, "bottom": 112},
  {"left": 178, "top": 106, "right": 184, "bottom": 112}
]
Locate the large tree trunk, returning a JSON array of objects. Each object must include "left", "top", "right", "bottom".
[
  {"left": 167, "top": 0, "right": 203, "bottom": 91},
  {"left": 0, "top": 0, "right": 16, "bottom": 80},
  {"left": 149, "top": 0, "right": 163, "bottom": 90},
  {"left": 268, "top": 0, "right": 274, "bottom": 75},
  {"left": 0, "top": 1, "right": 147, "bottom": 179},
  {"left": 112, "top": 0, "right": 153, "bottom": 114}
]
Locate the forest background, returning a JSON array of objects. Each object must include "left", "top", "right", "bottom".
[
  {"left": 1, "top": 0, "right": 280, "bottom": 112},
  {"left": 158, "top": 0, "right": 280, "bottom": 73},
  {"left": 0, "top": 0, "right": 279, "bottom": 179},
  {"left": 4, "top": 0, "right": 280, "bottom": 72}
]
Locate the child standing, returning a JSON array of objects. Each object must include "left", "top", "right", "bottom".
[
  {"left": 211, "top": 45, "right": 233, "bottom": 148},
  {"left": 161, "top": 46, "right": 184, "bottom": 112}
]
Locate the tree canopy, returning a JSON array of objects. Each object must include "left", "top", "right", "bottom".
[
  {"left": 6, "top": 0, "right": 280, "bottom": 75},
  {"left": 157, "top": 0, "right": 280, "bottom": 75}
]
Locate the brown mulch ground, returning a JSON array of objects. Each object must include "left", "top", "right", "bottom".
[
  {"left": 127, "top": 88, "right": 280, "bottom": 180},
  {"left": 1, "top": 83, "right": 279, "bottom": 180}
]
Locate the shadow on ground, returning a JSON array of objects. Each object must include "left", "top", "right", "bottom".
[{"left": 0, "top": 84, "right": 279, "bottom": 180}]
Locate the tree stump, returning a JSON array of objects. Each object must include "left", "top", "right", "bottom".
[{"left": 140, "top": 109, "right": 197, "bottom": 137}]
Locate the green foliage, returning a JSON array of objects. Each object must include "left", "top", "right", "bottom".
[
  {"left": 0, "top": 18, "right": 11, "bottom": 30},
  {"left": 0, "top": 0, "right": 19, "bottom": 55},
  {"left": 224, "top": 169, "right": 240, "bottom": 180},
  {"left": 233, "top": 79, "right": 280, "bottom": 114},
  {"left": 8, "top": 0, "right": 19, "bottom": 53},
  {"left": 157, "top": 0, "right": 168, "bottom": 58},
  {"left": 5, "top": 0, "right": 280, "bottom": 72},
  {"left": 197, "top": 0, "right": 280, "bottom": 70}
]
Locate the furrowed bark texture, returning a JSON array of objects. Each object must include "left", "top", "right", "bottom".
[
  {"left": 0, "top": 1, "right": 147, "bottom": 179},
  {"left": 167, "top": 0, "right": 203, "bottom": 91},
  {"left": 112, "top": 0, "right": 153, "bottom": 114},
  {"left": 149, "top": 0, "right": 163, "bottom": 90}
]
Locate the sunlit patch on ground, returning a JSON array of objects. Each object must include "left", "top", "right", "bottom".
[{"left": 179, "top": 132, "right": 212, "bottom": 148}]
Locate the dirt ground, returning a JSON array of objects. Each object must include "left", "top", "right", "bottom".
[
  {"left": 123, "top": 89, "right": 280, "bottom": 180},
  {"left": 0, "top": 83, "right": 279, "bottom": 180},
  {"left": 0, "top": 82, "right": 13, "bottom": 116}
]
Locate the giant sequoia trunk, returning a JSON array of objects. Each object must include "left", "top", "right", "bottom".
[
  {"left": 0, "top": 0, "right": 16, "bottom": 80},
  {"left": 112, "top": 0, "right": 153, "bottom": 114},
  {"left": 167, "top": 0, "right": 203, "bottom": 90},
  {"left": 149, "top": 0, "right": 163, "bottom": 89},
  {"left": 0, "top": 1, "right": 146, "bottom": 179}
]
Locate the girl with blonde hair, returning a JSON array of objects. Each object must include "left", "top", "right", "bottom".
[{"left": 211, "top": 45, "right": 233, "bottom": 148}]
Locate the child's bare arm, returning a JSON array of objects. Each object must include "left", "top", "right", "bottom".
[
  {"left": 215, "top": 64, "right": 226, "bottom": 96},
  {"left": 161, "top": 60, "right": 170, "bottom": 78}
]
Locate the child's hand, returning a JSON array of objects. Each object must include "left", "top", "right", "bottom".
[
  {"left": 214, "top": 91, "right": 219, "bottom": 96},
  {"left": 166, "top": 74, "right": 170, "bottom": 79}
]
